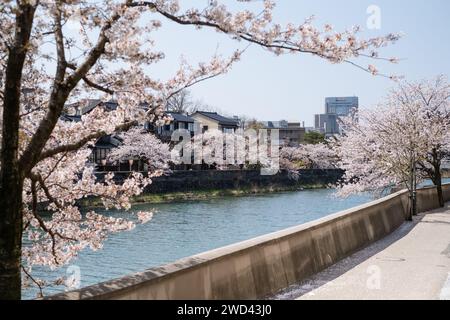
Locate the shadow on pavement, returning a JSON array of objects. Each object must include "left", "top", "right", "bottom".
[{"left": 270, "top": 208, "right": 436, "bottom": 300}]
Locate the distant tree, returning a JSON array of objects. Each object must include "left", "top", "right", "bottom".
[
  {"left": 304, "top": 131, "right": 326, "bottom": 144},
  {"left": 332, "top": 76, "right": 450, "bottom": 217},
  {"left": 165, "top": 90, "right": 194, "bottom": 114},
  {"left": 107, "top": 128, "right": 171, "bottom": 173},
  {"left": 245, "top": 119, "right": 265, "bottom": 130},
  {"left": 280, "top": 143, "right": 338, "bottom": 179},
  {"left": 189, "top": 101, "right": 219, "bottom": 114},
  {"left": 281, "top": 144, "right": 337, "bottom": 170}
]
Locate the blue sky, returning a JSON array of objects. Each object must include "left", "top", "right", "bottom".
[{"left": 147, "top": 0, "right": 450, "bottom": 126}]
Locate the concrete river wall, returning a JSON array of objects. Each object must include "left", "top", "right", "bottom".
[{"left": 48, "top": 184, "right": 450, "bottom": 300}]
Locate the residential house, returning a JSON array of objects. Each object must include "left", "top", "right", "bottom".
[
  {"left": 62, "top": 99, "right": 134, "bottom": 172},
  {"left": 190, "top": 111, "right": 240, "bottom": 133},
  {"left": 88, "top": 135, "right": 121, "bottom": 169},
  {"left": 149, "top": 112, "right": 195, "bottom": 142},
  {"left": 65, "top": 99, "right": 119, "bottom": 116},
  {"left": 61, "top": 102, "right": 246, "bottom": 172}
]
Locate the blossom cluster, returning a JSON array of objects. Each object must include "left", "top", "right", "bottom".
[{"left": 332, "top": 75, "right": 450, "bottom": 197}]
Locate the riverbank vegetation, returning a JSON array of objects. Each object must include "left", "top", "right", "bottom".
[{"left": 79, "top": 183, "right": 328, "bottom": 207}]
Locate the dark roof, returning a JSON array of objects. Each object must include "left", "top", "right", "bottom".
[
  {"left": 63, "top": 99, "right": 118, "bottom": 115},
  {"left": 193, "top": 111, "right": 239, "bottom": 127},
  {"left": 60, "top": 114, "right": 82, "bottom": 122},
  {"left": 81, "top": 99, "right": 102, "bottom": 114},
  {"left": 65, "top": 100, "right": 153, "bottom": 117},
  {"left": 166, "top": 112, "right": 194, "bottom": 123},
  {"left": 95, "top": 135, "right": 122, "bottom": 149},
  {"left": 103, "top": 100, "right": 119, "bottom": 111}
]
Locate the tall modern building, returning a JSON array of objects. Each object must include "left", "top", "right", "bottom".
[{"left": 315, "top": 97, "right": 358, "bottom": 137}]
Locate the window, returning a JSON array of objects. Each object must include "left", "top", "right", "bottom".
[
  {"left": 223, "top": 127, "right": 234, "bottom": 134},
  {"left": 95, "top": 148, "right": 109, "bottom": 163},
  {"left": 170, "top": 123, "right": 174, "bottom": 131},
  {"left": 188, "top": 123, "right": 194, "bottom": 132},
  {"left": 327, "top": 106, "right": 336, "bottom": 114},
  {"left": 178, "top": 122, "right": 185, "bottom": 129},
  {"left": 202, "top": 125, "right": 209, "bottom": 133}
]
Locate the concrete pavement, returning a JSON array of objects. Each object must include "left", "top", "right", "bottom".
[{"left": 273, "top": 203, "right": 450, "bottom": 300}]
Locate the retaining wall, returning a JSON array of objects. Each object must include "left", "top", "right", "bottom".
[
  {"left": 97, "top": 169, "right": 344, "bottom": 194},
  {"left": 48, "top": 184, "right": 450, "bottom": 300},
  {"left": 443, "top": 169, "right": 450, "bottom": 178}
]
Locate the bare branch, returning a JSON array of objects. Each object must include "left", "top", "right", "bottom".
[{"left": 21, "top": 265, "right": 43, "bottom": 298}]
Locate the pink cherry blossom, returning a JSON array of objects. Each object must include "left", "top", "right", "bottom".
[{"left": 0, "top": 0, "right": 403, "bottom": 298}]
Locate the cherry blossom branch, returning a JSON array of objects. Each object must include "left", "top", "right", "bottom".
[
  {"left": 51, "top": 182, "right": 120, "bottom": 204},
  {"left": 30, "top": 179, "right": 59, "bottom": 265},
  {"left": 21, "top": 265, "right": 43, "bottom": 298},
  {"left": 20, "top": 106, "right": 46, "bottom": 118},
  {"left": 66, "top": 63, "right": 114, "bottom": 95},
  {"left": 41, "top": 152, "right": 68, "bottom": 183},
  {"left": 19, "top": 1, "right": 130, "bottom": 174},
  {"left": 29, "top": 174, "right": 77, "bottom": 244},
  {"left": 38, "top": 121, "right": 138, "bottom": 162},
  {"left": 165, "top": 47, "right": 248, "bottom": 101},
  {"left": 130, "top": 1, "right": 400, "bottom": 78},
  {"left": 53, "top": 0, "right": 67, "bottom": 84}
]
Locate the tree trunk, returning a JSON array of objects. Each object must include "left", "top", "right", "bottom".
[
  {"left": 0, "top": 3, "right": 36, "bottom": 300},
  {"left": 407, "top": 189, "right": 414, "bottom": 221},
  {"left": 435, "top": 167, "right": 444, "bottom": 208},
  {"left": 431, "top": 149, "right": 444, "bottom": 208},
  {"left": 0, "top": 69, "right": 25, "bottom": 298},
  {"left": 0, "top": 179, "right": 24, "bottom": 300}
]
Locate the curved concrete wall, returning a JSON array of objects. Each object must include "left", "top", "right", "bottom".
[{"left": 48, "top": 184, "right": 450, "bottom": 300}]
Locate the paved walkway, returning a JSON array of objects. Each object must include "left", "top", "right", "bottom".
[{"left": 273, "top": 203, "right": 450, "bottom": 300}]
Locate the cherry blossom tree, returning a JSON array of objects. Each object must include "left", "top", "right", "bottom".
[
  {"left": 331, "top": 108, "right": 426, "bottom": 206},
  {"left": 0, "top": 0, "right": 401, "bottom": 299},
  {"left": 280, "top": 143, "right": 338, "bottom": 179},
  {"left": 172, "top": 128, "right": 263, "bottom": 170},
  {"left": 332, "top": 76, "right": 450, "bottom": 218},
  {"left": 107, "top": 127, "right": 171, "bottom": 174},
  {"left": 404, "top": 76, "right": 450, "bottom": 207}
]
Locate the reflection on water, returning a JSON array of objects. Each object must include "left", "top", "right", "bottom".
[{"left": 24, "top": 188, "right": 376, "bottom": 299}]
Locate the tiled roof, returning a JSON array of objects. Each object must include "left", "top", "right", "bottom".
[
  {"left": 63, "top": 99, "right": 119, "bottom": 115},
  {"left": 60, "top": 114, "right": 82, "bottom": 122},
  {"left": 193, "top": 111, "right": 239, "bottom": 126},
  {"left": 167, "top": 112, "right": 194, "bottom": 123},
  {"left": 81, "top": 99, "right": 102, "bottom": 114},
  {"left": 95, "top": 135, "right": 122, "bottom": 148}
]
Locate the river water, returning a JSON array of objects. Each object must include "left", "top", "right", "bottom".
[{"left": 23, "top": 188, "right": 376, "bottom": 299}]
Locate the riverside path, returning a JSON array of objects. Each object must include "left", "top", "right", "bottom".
[{"left": 273, "top": 203, "right": 450, "bottom": 300}]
